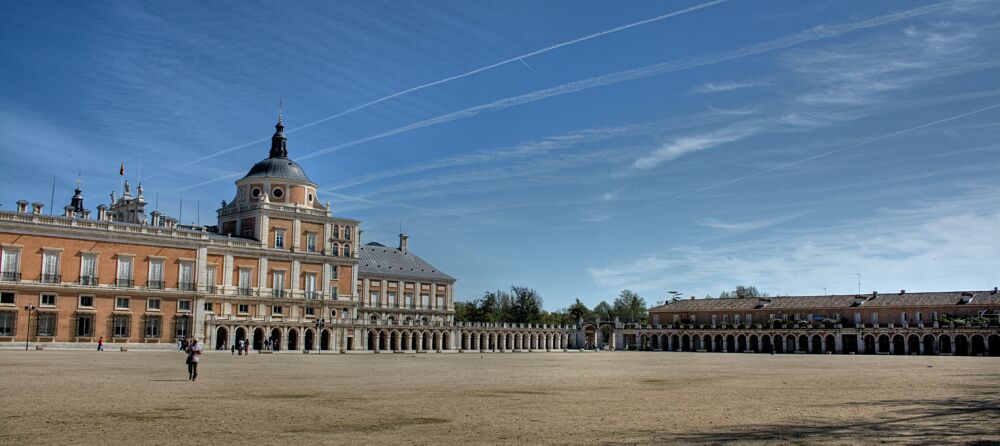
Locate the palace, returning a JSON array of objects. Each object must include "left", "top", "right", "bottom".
[{"left": 0, "top": 116, "right": 572, "bottom": 352}]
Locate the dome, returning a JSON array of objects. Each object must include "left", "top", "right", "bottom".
[{"left": 243, "top": 157, "right": 313, "bottom": 183}]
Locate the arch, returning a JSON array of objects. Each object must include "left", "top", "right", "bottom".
[
  {"left": 378, "top": 330, "right": 388, "bottom": 351},
  {"left": 939, "top": 334, "right": 952, "bottom": 354},
  {"left": 749, "top": 334, "right": 759, "bottom": 353},
  {"left": 390, "top": 330, "right": 399, "bottom": 351},
  {"left": 971, "top": 334, "right": 986, "bottom": 356},
  {"left": 692, "top": 334, "right": 701, "bottom": 351},
  {"left": 785, "top": 335, "right": 795, "bottom": 353},
  {"left": 864, "top": 335, "right": 876, "bottom": 354},
  {"left": 955, "top": 334, "right": 969, "bottom": 356},
  {"left": 253, "top": 327, "right": 265, "bottom": 351},
  {"left": 772, "top": 334, "right": 783, "bottom": 353},
  {"left": 270, "top": 328, "right": 282, "bottom": 351},
  {"left": 370, "top": 315, "right": 379, "bottom": 325},
  {"left": 725, "top": 334, "right": 736, "bottom": 352},
  {"left": 701, "top": 334, "right": 712, "bottom": 352},
  {"left": 235, "top": 326, "right": 248, "bottom": 347},
  {"left": 287, "top": 328, "right": 299, "bottom": 351},
  {"left": 922, "top": 334, "right": 935, "bottom": 355},
  {"left": 798, "top": 335, "right": 809, "bottom": 353},
  {"left": 671, "top": 334, "right": 681, "bottom": 352},
  {"left": 422, "top": 331, "right": 432, "bottom": 351},
  {"left": 443, "top": 331, "right": 451, "bottom": 350},
  {"left": 824, "top": 334, "right": 836, "bottom": 353},
  {"left": 762, "top": 334, "right": 773, "bottom": 353},
  {"left": 892, "top": 335, "right": 905, "bottom": 355},
  {"left": 660, "top": 334, "right": 669, "bottom": 351},
  {"left": 507, "top": 332, "right": 515, "bottom": 351},
  {"left": 736, "top": 334, "right": 747, "bottom": 353},
  {"left": 878, "top": 334, "right": 890, "bottom": 353},
  {"left": 304, "top": 328, "right": 315, "bottom": 351},
  {"left": 714, "top": 335, "right": 724, "bottom": 352},
  {"left": 367, "top": 330, "right": 376, "bottom": 351},
  {"left": 907, "top": 335, "right": 921, "bottom": 355},
  {"left": 681, "top": 334, "right": 691, "bottom": 352},
  {"left": 321, "top": 329, "right": 332, "bottom": 351},
  {"left": 402, "top": 331, "right": 411, "bottom": 350},
  {"left": 215, "top": 326, "right": 229, "bottom": 350},
  {"left": 988, "top": 334, "right": 1000, "bottom": 357},
  {"left": 811, "top": 335, "right": 823, "bottom": 354}
]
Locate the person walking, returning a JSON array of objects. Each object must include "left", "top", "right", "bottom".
[
  {"left": 97, "top": 336, "right": 104, "bottom": 352},
  {"left": 186, "top": 338, "right": 203, "bottom": 381},
  {"left": 244, "top": 339, "right": 250, "bottom": 356}
]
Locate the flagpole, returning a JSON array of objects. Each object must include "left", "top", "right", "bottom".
[{"left": 49, "top": 176, "right": 56, "bottom": 215}]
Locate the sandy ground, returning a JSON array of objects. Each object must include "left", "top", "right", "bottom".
[{"left": 0, "top": 350, "right": 998, "bottom": 445}]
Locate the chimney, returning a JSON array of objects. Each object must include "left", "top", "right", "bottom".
[
  {"left": 31, "top": 202, "right": 44, "bottom": 214},
  {"left": 993, "top": 287, "right": 998, "bottom": 295},
  {"left": 64, "top": 206, "right": 75, "bottom": 218},
  {"left": 899, "top": 290, "right": 905, "bottom": 295},
  {"left": 96, "top": 204, "right": 107, "bottom": 221},
  {"left": 150, "top": 211, "right": 161, "bottom": 226},
  {"left": 399, "top": 233, "right": 409, "bottom": 252},
  {"left": 16, "top": 200, "right": 29, "bottom": 213},
  {"left": 872, "top": 291, "right": 878, "bottom": 298},
  {"left": 82, "top": 209, "right": 91, "bottom": 219}
]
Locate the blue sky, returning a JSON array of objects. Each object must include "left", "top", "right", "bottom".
[{"left": 2, "top": 0, "right": 999, "bottom": 309}]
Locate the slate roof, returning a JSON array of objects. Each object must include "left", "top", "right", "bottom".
[
  {"left": 650, "top": 290, "right": 1000, "bottom": 312},
  {"left": 242, "top": 157, "right": 314, "bottom": 183},
  {"left": 358, "top": 242, "right": 455, "bottom": 282}
]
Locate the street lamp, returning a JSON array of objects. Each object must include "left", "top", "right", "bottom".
[
  {"left": 314, "top": 317, "right": 326, "bottom": 354},
  {"left": 24, "top": 304, "right": 35, "bottom": 351}
]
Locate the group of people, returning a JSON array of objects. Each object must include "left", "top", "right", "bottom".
[{"left": 231, "top": 338, "right": 250, "bottom": 355}]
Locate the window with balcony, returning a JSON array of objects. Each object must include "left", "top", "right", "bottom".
[
  {"left": 304, "top": 273, "right": 317, "bottom": 299},
  {"left": 369, "top": 291, "right": 380, "bottom": 307},
  {"left": 36, "top": 313, "right": 56, "bottom": 336},
  {"left": 332, "top": 225, "right": 340, "bottom": 239},
  {"left": 272, "top": 271, "right": 286, "bottom": 297},
  {"left": 238, "top": 268, "right": 252, "bottom": 295},
  {"left": 306, "top": 233, "right": 316, "bottom": 252},
  {"left": 147, "top": 259, "right": 164, "bottom": 289},
  {"left": 80, "top": 254, "right": 98, "bottom": 285},
  {"left": 115, "top": 297, "right": 130, "bottom": 310},
  {"left": 387, "top": 292, "right": 397, "bottom": 307},
  {"left": 41, "top": 252, "right": 60, "bottom": 284},
  {"left": 420, "top": 294, "right": 430, "bottom": 309},
  {"left": 76, "top": 314, "right": 94, "bottom": 337},
  {"left": 116, "top": 257, "right": 133, "bottom": 287},
  {"left": 871, "top": 313, "right": 879, "bottom": 326},
  {"left": 178, "top": 262, "right": 195, "bottom": 291},
  {"left": 0, "top": 312, "right": 15, "bottom": 336},
  {"left": 40, "top": 294, "right": 56, "bottom": 307},
  {"left": 0, "top": 247, "right": 20, "bottom": 281},
  {"left": 206, "top": 267, "right": 217, "bottom": 294},
  {"left": 147, "top": 298, "right": 161, "bottom": 311},
  {"left": 275, "top": 230, "right": 285, "bottom": 249},
  {"left": 344, "top": 227, "right": 351, "bottom": 240},
  {"left": 330, "top": 244, "right": 339, "bottom": 257},
  {"left": 404, "top": 293, "right": 413, "bottom": 308},
  {"left": 343, "top": 245, "right": 351, "bottom": 258}
]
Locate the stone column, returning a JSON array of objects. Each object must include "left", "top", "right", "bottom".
[
  {"left": 291, "top": 260, "right": 301, "bottom": 292},
  {"left": 223, "top": 254, "right": 234, "bottom": 292},
  {"left": 257, "top": 257, "right": 268, "bottom": 290},
  {"left": 292, "top": 219, "right": 301, "bottom": 251},
  {"left": 809, "top": 338, "right": 814, "bottom": 353}
]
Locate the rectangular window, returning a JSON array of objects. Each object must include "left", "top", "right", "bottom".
[
  {"left": 36, "top": 313, "right": 56, "bottom": 336},
  {"left": 387, "top": 292, "right": 397, "bottom": 307},
  {"left": 343, "top": 227, "right": 351, "bottom": 240},
  {"left": 147, "top": 298, "right": 161, "bottom": 311},
  {"left": 178, "top": 300, "right": 192, "bottom": 312},
  {"left": 238, "top": 268, "right": 251, "bottom": 294},
  {"left": 369, "top": 291, "right": 380, "bottom": 307},
  {"left": 306, "top": 234, "right": 316, "bottom": 252},
  {"left": 275, "top": 230, "right": 285, "bottom": 249},
  {"left": 404, "top": 293, "right": 413, "bottom": 308},
  {"left": 80, "top": 255, "right": 97, "bottom": 285},
  {"left": 178, "top": 262, "right": 194, "bottom": 290},
  {"left": 76, "top": 314, "right": 94, "bottom": 337},
  {"left": 330, "top": 265, "right": 338, "bottom": 280},
  {"left": 722, "top": 314, "right": 728, "bottom": 324},
  {"left": 237, "top": 304, "right": 249, "bottom": 314},
  {"left": 746, "top": 314, "right": 752, "bottom": 324},
  {"left": 272, "top": 306, "right": 283, "bottom": 315},
  {"left": 0, "top": 292, "right": 14, "bottom": 305},
  {"left": 1, "top": 248, "right": 20, "bottom": 279},
  {"left": 305, "top": 307, "right": 315, "bottom": 316},
  {"left": 117, "top": 257, "right": 133, "bottom": 287},
  {"left": 734, "top": 314, "right": 741, "bottom": 325},
  {"left": 144, "top": 316, "right": 161, "bottom": 338},
  {"left": 901, "top": 312, "right": 908, "bottom": 323},
  {"left": 113, "top": 316, "right": 130, "bottom": 338},
  {"left": 40, "top": 293, "right": 56, "bottom": 306},
  {"left": 148, "top": 259, "right": 164, "bottom": 288},
  {"left": 115, "top": 297, "right": 130, "bottom": 310},
  {"left": 436, "top": 296, "right": 444, "bottom": 309},
  {"left": 0, "top": 312, "right": 15, "bottom": 336},
  {"left": 273, "top": 271, "right": 285, "bottom": 297},
  {"left": 871, "top": 312, "right": 879, "bottom": 325},
  {"left": 711, "top": 315, "right": 717, "bottom": 325},
  {"left": 305, "top": 273, "right": 316, "bottom": 298},
  {"left": 854, "top": 312, "right": 862, "bottom": 324},
  {"left": 206, "top": 267, "right": 217, "bottom": 292},
  {"left": 203, "top": 302, "right": 213, "bottom": 312},
  {"left": 175, "top": 316, "right": 191, "bottom": 338},
  {"left": 931, "top": 312, "right": 938, "bottom": 322},
  {"left": 421, "top": 294, "right": 430, "bottom": 309},
  {"left": 915, "top": 312, "right": 922, "bottom": 323},
  {"left": 652, "top": 315, "right": 660, "bottom": 325}
]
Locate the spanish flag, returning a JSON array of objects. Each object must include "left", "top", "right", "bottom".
[{"left": 119, "top": 162, "right": 125, "bottom": 176}]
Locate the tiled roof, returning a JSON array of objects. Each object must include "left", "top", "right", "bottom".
[
  {"left": 650, "top": 290, "right": 1000, "bottom": 312},
  {"left": 358, "top": 242, "right": 454, "bottom": 282}
]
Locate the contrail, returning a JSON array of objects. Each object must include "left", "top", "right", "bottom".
[
  {"left": 174, "top": 1, "right": 950, "bottom": 192},
  {"left": 655, "top": 102, "right": 1000, "bottom": 204},
  {"left": 182, "top": 0, "right": 730, "bottom": 167}
]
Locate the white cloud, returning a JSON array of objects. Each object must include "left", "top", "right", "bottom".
[
  {"left": 693, "top": 80, "right": 768, "bottom": 94},
  {"left": 632, "top": 125, "right": 758, "bottom": 169}
]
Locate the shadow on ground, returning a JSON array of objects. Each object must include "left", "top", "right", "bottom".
[{"left": 609, "top": 390, "right": 1000, "bottom": 445}]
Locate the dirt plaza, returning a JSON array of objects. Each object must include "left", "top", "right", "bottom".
[{"left": 0, "top": 350, "right": 997, "bottom": 445}]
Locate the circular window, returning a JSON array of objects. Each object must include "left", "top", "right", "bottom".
[
  {"left": 272, "top": 188, "right": 284, "bottom": 198},
  {"left": 330, "top": 309, "right": 337, "bottom": 318},
  {"left": 251, "top": 188, "right": 261, "bottom": 198}
]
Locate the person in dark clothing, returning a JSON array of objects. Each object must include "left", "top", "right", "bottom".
[{"left": 185, "top": 338, "right": 203, "bottom": 381}]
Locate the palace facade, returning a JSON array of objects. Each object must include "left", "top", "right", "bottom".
[{"left": 0, "top": 117, "right": 572, "bottom": 352}]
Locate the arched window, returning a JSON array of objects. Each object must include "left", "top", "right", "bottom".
[
  {"left": 344, "top": 227, "right": 351, "bottom": 240},
  {"left": 330, "top": 244, "right": 339, "bottom": 257},
  {"left": 343, "top": 244, "right": 351, "bottom": 258},
  {"left": 370, "top": 315, "right": 378, "bottom": 324},
  {"left": 332, "top": 225, "right": 340, "bottom": 239}
]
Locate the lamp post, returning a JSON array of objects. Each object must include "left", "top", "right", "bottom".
[
  {"left": 24, "top": 304, "right": 35, "bottom": 351},
  {"left": 314, "top": 318, "right": 325, "bottom": 354}
]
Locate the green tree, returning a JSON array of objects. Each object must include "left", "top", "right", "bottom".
[
  {"left": 613, "top": 289, "right": 647, "bottom": 323},
  {"left": 510, "top": 286, "right": 543, "bottom": 323},
  {"left": 567, "top": 298, "right": 593, "bottom": 322},
  {"left": 719, "top": 286, "right": 768, "bottom": 299},
  {"left": 593, "top": 300, "right": 614, "bottom": 320}
]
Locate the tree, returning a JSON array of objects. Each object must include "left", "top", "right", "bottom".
[
  {"left": 613, "top": 289, "right": 647, "bottom": 324},
  {"left": 593, "top": 301, "right": 614, "bottom": 320},
  {"left": 567, "top": 298, "right": 592, "bottom": 322},
  {"left": 719, "top": 285, "right": 769, "bottom": 299},
  {"left": 510, "top": 286, "right": 543, "bottom": 323}
]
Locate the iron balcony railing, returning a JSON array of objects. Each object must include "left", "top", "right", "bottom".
[
  {"left": 116, "top": 278, "right": 134, "bottom": 288},
  {"left": 238, "top": 287, "right": 253, "bottom": 296},
  {"left": 272, "top": 289, "right": 286, "bottom": 298},
  {"left": 178, "top": 282, "right": 196, "bottom": 292},
  {"left": 304, "top": 291, "right": 320, "bottom": 300},
  {"left": 0, "top": 271, "right": 20, "bottom": 281},
  {"left": 40, "top": 274, "right": 61, "bottom": 284},
  {"left": 206, "top": 285, "right": 218, "bottom": 294},
  {"left": 79, "top": 275, "right": 99, "bottom": 286},
  {"left": 147, "top": 280, "right": 164, "bottom": 290}
]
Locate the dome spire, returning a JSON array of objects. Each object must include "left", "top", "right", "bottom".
[{"left": 269, "top": 98, "right": 287, "bottom": 158}]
